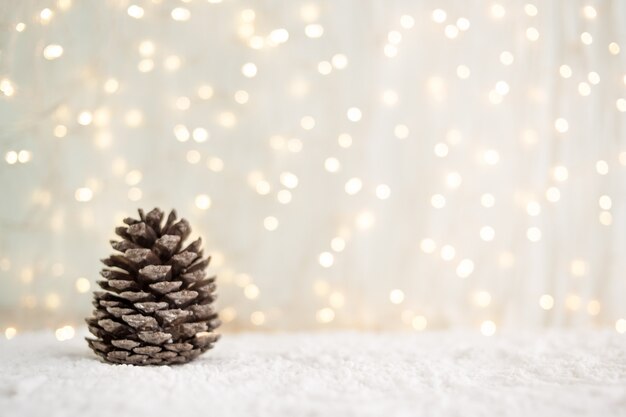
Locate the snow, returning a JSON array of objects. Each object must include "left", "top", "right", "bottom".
[{"left": 1, "top": 329, "right": 625, "bottom": 417}]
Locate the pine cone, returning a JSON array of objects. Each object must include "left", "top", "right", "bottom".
[{"left": 86, "top": 208, "right": 221, "bottom": 365}]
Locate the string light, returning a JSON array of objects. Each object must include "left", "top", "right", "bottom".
[
  {"left": 316, "top": 308, "right": 335, "bottom": 323},
  {"left": 394, "top": 124, "right": 409, "bottom": 139},
  {"left": 318, "top": 252, "right": 334, "bottom": 268},
  {"left": 43, "top": 44, "right": 64, "bottom": 60},
  {"left": 5, "top": 327, "right": 17, "bottom": 340},
  {"left": 480, "top": 320, "right": 496, "bottom": 336},
  {"left": 305, "top": 24, "right": 324, "bottom": 38},
  {"left": 456, "top": 259, "right": 474, "bottom": 278},
  {"left": 127, "top": 5, "right": 144, "bottom": 19},
  {"left": 75, "top": 277, "right": 90, "bottom": 293},
  {"left": 389, "top": 289, "right": 405, "bottom": 304}
]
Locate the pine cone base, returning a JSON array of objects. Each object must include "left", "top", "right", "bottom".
[{"left": 86, "top": 208, "right": 221, "bottom": 366}]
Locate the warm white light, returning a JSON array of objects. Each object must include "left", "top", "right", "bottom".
[
  {"left": 546, "top": 187, "right": 560, "bottom": 202},
  {"left": 16, "top": 150, "right": 31, "bottom": 164},
  {"left": 207, "top": 157, "right": 224, "bottom": 172},
  {"left": 473, "top": 291, "right": 492, "bottom": 307},
  {"left": 400, "top": 15, "right": 415, "bottom": 29},
  {"left": 609, "top": 42, "right": 620, "bottom": 55},
  {"left": 347, "top": 107, "right": 362, "bottom": 122},
  {"left": 559, "top": 64, "right": 572, "bottom": 78},
  {"left": 431, "top": 9, "right": 447, "bottom": 23},
  {"left": 54, "top": 125, "right": 67, "bottom": 138},
  {"left": 300, "top": 116, "right": 316, "bottom": 130},
  {"left": 244, "top": 284, "right": 260, "bottom": 300},
  {"left": 174, "top": 125, "right": 190, "bottom": 142},
  {"left": 75, "top": 277, "right": 90, "bottom": 293},
  {"left": 445, "top": 172, "right": 462, "bottom": 189},
  {"left": 138, "top": 40, "right": 155, "bottom": 57},
  {"left": 345, "top": 178, "right": 363, "bottom": 195},
  {"left": 481, "top": 193, "right": 495, "bottom": 208},
  {"left": 596, "top": 160, "right": 609, "bottom": 175},
  {"left": 218, "top": 112, "right": 236, "bottom": 128},
  {"left": 527, "top": 227, "right": 542, "bottom": 242},
  {"left": 250, "top": 311, "right": 265, "bottom": 326},
  {"left": 127, "top": 5, "right": 144, "bottom": 19},
  {"left": 480, "top": 226, "right": 495, "bottom": 242},
  {"left": 431, "top": 194, "right": 446, "bottom": 209},
  {"left": 389, "top": 289, "right": 405, "bottom": 304},
  {"left": 175, "top": 96, "right": 190, "bottom": 111},
  {"left": 376, "top": 184, "right": 391, "bottom": 200},
  {"left": 331, "top": 54, "right": 348, "bottom": 69},
  {"left": 5, "top": 327, "right": 17, "bottom": 340},
  {"left": 616, "top": 319, "right": 626, "bottom": 334},
  {"left": 394, "top": 124, "right": 409, "bottom": 139},
  {"left": 186, "top": 150, "right": 201, "bottom": 164},
  {"left": 195, "top": 194, "right": 211, "bottom": 210},
  {"left": 255, "top": 180, "right": 271, "bottom": 195},
  {"left": 331, "top": 237, "right": 346, "bottom": 252},
  {"left": 440, "top": 245, "right": 456, "bottom": 261},
  {"left": 55, "top": 325, "right": 75, "bottom": 342},
  {"left": 316, "top": 308, "right": 335, "bottom": 323},
  {"left": 526, "top": 201, "right": 541, "bottom": 216},
  {"left": 384, "top": 44, "right": 398, "bottom": 58},
  {"left": 74, "top": 187, "right": 93, "bottom": 202},
  {"left": 263, "top": 216, "right": 279, "bottom": 231},
  {"left": 103, "top": 78, "right": 119, "bottom": 94},
  {"left": 539, "top": 294, "right": 554, "bottom": 310},
  {"left": 324, "top": 157, "right": 340, "bottom": 173},
  {"left": 277, "top": 189, "right": 292, "bottom": 204},
  {"left": 617, "top": 99, "right": 626, "bottom": 112},
  {"left": 305, "top": 24, "right": 324, "bottom": 38},
  {"left": 499, "top": 51, "right": 514, "bottom": 65},
  {"left": 580, "top": 32, "right": 593, "bottom": 45},
  {"left": 193, "top": 128, "right": 209, "bottom": 143},
  {"left": 553, "top": 165, "right": 569, "bottom": 182},
  {"left": 0, "top": 79, "right": 15, "bottom": 97},
  {"left": 138, "top": 59, "right": 154, "bottom": 73},
  {"left": 434, "top": 142, "right": 449, "bottom": 157},
  {"left": 43, "top": 44, "right": 63, "bottom": 60},
  {"left": 329, "top": 292, "right": 345, "bottom": 308},
  {"left": 588, "top": 72, "right": 600, "bottom": 85},
  {"left": 242, "top": 62, "right": 258, "bottom": 78},
  {"left": 444, "top": 25, "right": 459, "bottom": 39},
  {"left": 77, "top": 111, "right": 93, "bottom": 126},
  {"left": 412, "top": 316, "right": 428, "bottom": 331},
  {"left": 125, "top": 170, "right": 142, "bottom": 186},
  {"left": 387, "top": 31, "right": 402, "bottom": 45},
  {"left": 269, "top": 28, "right": 289, "bottom": 44},
  {"left": 128, "top": 187, "right": 142, "bottom": 201},
  {"left": 554, "top": 118, "right": 569, "bottom": 133},
  {"left": 599, "top": 195, "right": 612, "bottom": 210},
  {"left": 570, "top": 259, "right": 588, "bottom": 277},
  {"left": 481, "top": 320, "right": 496, "bottom": 336},
  {"left": 171, "top": 7, "right": 190, "bottom": 21},
  {"left": 456, "top": 18, "right": 470, "bottom": 31},
  {"left": 578, "top": 82, "right": 591, "bottom": 96},
  {"left": 420, "top": 238, "right": 436, "bottom": 254},
  {"left": 355, "top": 211, "right": 375, "bottom": 229},
  {"left": 125, "top": 109, "right": 143, "bottom": 127},
  {"left": 382, "top": 89, "right": 398, "bottom": 106},
  {"left": 319, "top": 252, "right": 334, "bottom": 268},
  {"left": 338, "top": 133, "right": 353, "bottom": 148},
  {"left": 318, "top": 61, "right": 332, "bottom": 75},
  {"left": 526, "top": 27, "right": 539, "bottom": 41},
  {"left": 490, "top": 3, "right": 506, "bottom": 19},
  {"left": 456, "top": 65, "right": 470, "bottom": 79},
  {"left": 495, "top": 81, "right": 509, "bottom": 95},
  {"left": 280, "top": 172, "right": 299, "bottom": 189},
  {"left": 15, "top": 22, "right": 25, "bottom": 32},
  {"left": 197, "top": 85, "right": 214, "bottom": 100},
  {"left": 525, "top": 3, "right": 538, "bottom": 16},
  {"left": 456, "top": 259, "right": 474, "bottom": 278},
  {"left": 483, "top": 149, "right": 500, "bottom": 165}
]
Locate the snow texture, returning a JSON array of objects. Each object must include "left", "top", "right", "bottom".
[{"left": 1, "top": 329, "right": 625, "bottom": 417}]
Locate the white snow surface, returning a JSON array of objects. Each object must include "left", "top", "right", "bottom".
[{"left": 1, "top": 330, "right": 625, "bottom": 417}]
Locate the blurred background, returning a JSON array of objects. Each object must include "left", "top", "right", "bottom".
[{"left": 1, "top": 0, "right": 625, "bottom": 339}]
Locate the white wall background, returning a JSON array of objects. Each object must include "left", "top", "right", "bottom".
[{"left": 1, "top": 0, "right": 625, "bottom": 333}]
